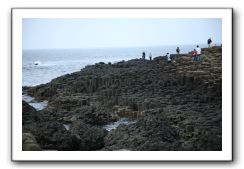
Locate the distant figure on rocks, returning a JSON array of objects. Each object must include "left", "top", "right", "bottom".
[
  {"left": 149, "top": 53, "right": 152, "bottom": 61},
  {"left": 142, "top": 51, "right": 146, "bottom": 60},
  {"left": 192, "top": 49, "right": 197, "bottom": 61},
  {"left": 176, "top": 47, "right": 180, "bottom": 54},
  {"left": 166, "top": 53, "right": 171, "bottom": 63},
  {"left": 196, "top": 45, "right": 202, "bottom": 61},
  {"left": 207, "top": 38, "right": 212, "bottom": 48}
]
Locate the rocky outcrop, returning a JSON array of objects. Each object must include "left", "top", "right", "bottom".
[
  {"left": 22, "top": 104, "right": 108, "bottom": 150},
  {"left": 23, "top": 46, "right": 222, "bottom": 151},
  {"left": 22, "top": 133, "right": 42, "bottom": 151},
  {"left": 22, "top": 100, "right": 40, "bottom": 125},
  {"left": 30, "top": 120, "right": 106, "bottom": 151},
  {"left": 103, "top": 109, "right": 181, "bottom": 151}
]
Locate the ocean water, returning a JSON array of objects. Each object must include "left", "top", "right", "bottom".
[{"left": 23, "top": 45, "right": 205, "bottom": 87}]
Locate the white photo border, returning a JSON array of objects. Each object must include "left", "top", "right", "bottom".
[{"left": 12, "top": 8, "right": 233, "bottom": 161}]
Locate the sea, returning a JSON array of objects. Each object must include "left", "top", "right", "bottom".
[{"left": 22, "top": 44, "right": 207, "bottom": 87}]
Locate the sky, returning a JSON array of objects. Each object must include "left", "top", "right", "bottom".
[{"left": 22, "top": 18, "right": 222, "bottom": 50}]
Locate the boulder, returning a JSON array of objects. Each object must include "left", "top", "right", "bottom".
[
  {"left": 22, "top": 101, "right": 41, "bottom": 125},
  {"left": 22, "top": 133, "right": 42, "bottom": 151}
]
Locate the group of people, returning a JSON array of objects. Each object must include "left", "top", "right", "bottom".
[
  {"left": 141, "top": 37, "right": 213, "bottom": 63},
  {"left": 142, "top": 51, "right": 153, "bottom": 61},
  {"left": 166, "top": 46, "right": 180, "bottom": 63},
  {"left": 192, "top": 37, "right": 212, "bottom": 61}
]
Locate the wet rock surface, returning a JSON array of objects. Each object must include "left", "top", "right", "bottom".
[{"left": 22, "top": 46, "right": 222, "bottom": 151}]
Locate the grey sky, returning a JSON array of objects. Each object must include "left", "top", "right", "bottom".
[{"left": 23, "top": 18, "right": 222, "bottom": 49}]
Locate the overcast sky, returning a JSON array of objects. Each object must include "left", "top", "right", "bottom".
[{"left": 23, "top": 18, "right": 222, "bottom": 50}]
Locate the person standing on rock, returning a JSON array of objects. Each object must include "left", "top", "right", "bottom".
[
  {"left": 149, "top": 52, "right": 152, "bottom": 61},
  {"left": 192, "top": 49, "right": 197, "bottom": 61},
  {"left": 207, "top": 38, "right": 212, "bottom": 48},
  {"left": 142, "top": 51, "right": 146, "bottom": 60},
  {"left": 176, "top": 47, "right": 180, "bottom": 54},
  {"left": 166, "top": 53, "right": 171, "bottom": 63},
  {"left": 196, "top": 45, "right": 201, "bottom": 61}
]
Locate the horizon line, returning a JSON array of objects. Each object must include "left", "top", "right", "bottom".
[{"left": 22, "top": 42, "right": 222, "bottom": 51}]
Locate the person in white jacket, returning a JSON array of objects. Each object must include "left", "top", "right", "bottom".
[
  {"left": 166, "top": 53, "right": 171, "bottom": 63},
  {"left": 195, "top": 45, "right": 201, "bottom": 61}
]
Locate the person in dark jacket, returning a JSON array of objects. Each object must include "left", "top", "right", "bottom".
[
  {"left": 176, "top": 47, "right": 180, "bottom": 54},
  {"left": 142, "top": 51, "right": 146, "bottom": 60},
  {"left": 207, "top": 38, "right": 212, "bottom": 48}
]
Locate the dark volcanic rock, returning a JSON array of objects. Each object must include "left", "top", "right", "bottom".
[
  {"left": 26, "top": 120, "right": 106, "bottom": 151},
  {"left": 22, "top": 101, "right": 108, "bottom": 151},
  {"left": 103, "top": 109, "right": 181, "bottom": 151},
  {"left": 73, "top": 105, "right": 116, "bottom": 125},
  {"left": 23, "top": 46, "right": 222, "bottom": 151},
  {"left": 22, "top": 133, "right": 42, "bottom": 151},
  {"left": 22, "top": 100, "right": 40, "bottom": 125},
  {"left": 70, "top": 120, "right": 107, "bottom": 150}
]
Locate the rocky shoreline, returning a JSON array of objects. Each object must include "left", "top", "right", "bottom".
[{"left": 22, "top": 46, "right": 222, "bottom": 151}]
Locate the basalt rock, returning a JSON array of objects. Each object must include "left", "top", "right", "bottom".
[
  {"left": 22, "top": 133, "right": 42, "bottom": 151},
  {"left": 25, "top": 120, "right": 107, "bottom": 151},
  {"left": 22, "top": 100, "right": 42, "bottom": 126},
  {"left": 103, "top": 109, "right": 181, "bottom": 151},
  {"left": 23, "top": 46, "right": 222, "bottom": 151}
]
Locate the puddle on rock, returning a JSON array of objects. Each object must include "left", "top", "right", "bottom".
[
  {"left": 22, "top": 94, "right": 48, "bottom": 111},
  {"left": 103, "top": 118, "right": 137, "bottom": 131},
  {"left": 63, "top": 124, "right": 71, "bottom": 131}
]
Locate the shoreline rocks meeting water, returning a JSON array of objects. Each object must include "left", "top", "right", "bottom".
[{"left": 22, "top": 46, "right": 222, "bottom": 151}]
